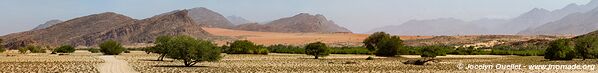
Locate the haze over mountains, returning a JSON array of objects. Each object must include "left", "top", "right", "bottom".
[
  {"left": 372, "top": 0, "right": 598, "bottom": 36},
  {"left": 0, "top": 7, "right": 351, "bottom": 49},
  {"left": 226, "top": 15, "right": 253, "bottom": 25}
]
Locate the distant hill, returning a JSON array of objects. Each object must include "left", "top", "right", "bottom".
[
  {"left": 518, "top": 2, "right": 598, "bottom": 35},
  {"left": 32, "top": 19, "right": 63, "bottom": 30},
  {"left": 372, "top": 0, "right": 598, "bottom": 35},
  {"left": 370, "top": 18, "right": 488, "bottom": 36},
  {"left": 188, "top": 7, "right": 235, "bottom": 28},
  {"left": 226, "top": 15, "right": 253, "bottom": 25},
  {"left": 0, "top": 10, "right": 212, "bottom": 49},
  {"left": 235, "top": 13, "right": 351, "bottom": 33}
]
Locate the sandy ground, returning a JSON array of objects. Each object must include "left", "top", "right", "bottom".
[
  {"left": 98, "top": 55, "right": 139, "bottom": 73},
  {"left": 203, "top": 27, "right": 433, "bottom": 46}
]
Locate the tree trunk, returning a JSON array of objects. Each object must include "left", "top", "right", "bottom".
[
  {"left": 158, "top": 54, "right": 166, "bottom": 61},
  {"left": 315, "top": 55, "right": 319, "bottom": 59}
]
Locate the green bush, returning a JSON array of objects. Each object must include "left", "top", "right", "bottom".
[
  {"left": 398, "top": 46, "right": 423, "bottom": 55},
  {"left": 54, "top": 45, "right": 75, "bottom": 53},
  {"left": 421, "top": 46, "right": 450, "bottom": 58},
  {"left": 305, "top": 42, "right": 330, "bottom": 59},
  {"left": 25, "top": 45, "right": 45, "bottom": 53},
  {"left": 224, "top": 40, "right": 268, "bottom": 54},
  {"left": 268, "top": 44, "right": 304, "bottom": 54},
  {"left": 100, "top": 40, "right": 125, "bottom": 55},
  {"left": 491, "top": 49, "right": 544, "bottom": 56},
  {"left": 374, "top": 36, "right": 403, "bottom": 57},
  {"left": 574, "top": 36, "right": 598, "bottom": 60},
  {"left": 164, "top": 35, "right": 222, "bottom": 67},
  {"left": 18, "top": 47, "right": 27, "bottom": 54},
  {"left": 544, "top": 39, "right": 576, "bottom": 60},
  {"left": 87, "top": 48, "right": 100, "bottom": 53},
  {"left": 0, "top": 39, "right": 4, "bottom": 53}
]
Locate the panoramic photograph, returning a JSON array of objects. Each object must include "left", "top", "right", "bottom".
[{"left": 1, "top": 0, "right": 598, "bottom": 73}]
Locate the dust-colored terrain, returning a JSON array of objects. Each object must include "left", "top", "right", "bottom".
[
  {"left": 119, "top": 51, "right": 597, "bottom": 73},
  {"left": 0, "top": 50, "right": 103, "bottom": 73},
  {"left": 203, "top": 27, "right": 432, "bottom": 46}
]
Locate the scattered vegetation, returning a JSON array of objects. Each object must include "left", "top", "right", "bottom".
[
  {"left": 99, "top": 40, "right": 125, "bottom": 55},
  {"left": 53, "top": 45, "right": 75, "bottom": 53},
  {"left": 268, "top": 44, "right": 304, "bottom": 54},
  {"left": 163, "top": 35, "right": 222, "bottom": 67},
  {"left": 18, "top": 45, "right": 46, "bottom": 53},
  {"left": 544, "top": 39, "right": 576, "bottom": 60},
  {"left": 87, "top": 48, "right": 100, "bottom": 53},
  {"left": 305, "top": 42, "right": 330, "bottom": 59},
  {"left": 223, "top": 40, "right": 268, "bottom": 54},
  {"left": 329, "top": 46, "right": 369, "bottom": 54},
  {"left": 420, "top": 46, "right": 449, "bottom": 58}
]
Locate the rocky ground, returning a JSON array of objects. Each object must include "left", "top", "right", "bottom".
[
  {"left": 0, "top": 50, "right": 104, "bottom": 73},
  {"left": 119, "top": 51, "right": 598, "bottom": 73}
]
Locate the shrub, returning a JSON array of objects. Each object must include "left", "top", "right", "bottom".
[
  {"left": 18, "top": 47, "right": 27, "bottom": 54},
  {"left": 88, "top": 48, "right": 100, "bottom": 53},
  {"left": 25, "top": 45, "right": 45, "bottom": 53},
  {"left": 398, "top": 46, "right": 423, "bottom": 55},
  {"left": 544, "top": 39, "right": 576, "bottom": 60},
  {"left": 54, "top": 45, "right": 76, "bottom": 53},
  {"left": 421, "top": 46, "right": 450, "bottom": 58},
  {"left": 305, "top": 42, "right": 330, "bottom": 59},
  {"left": 574, "top": 36, "right": 598, "bottom": 60},
  {"left": 100, "top": 40, "right": 125, "bottom": 55},
  {"left": 268, "top": 44, "right": 304, "bottom": 54},
  {"left": 164, "top": 35, "right": 221, "bottom": 67},
  {"left": 374, "top": 36, "right": 403, "bottom": 57},
  {"left": 224, "top": 40, "right": 268, "bottom": 54},
  {"left": 0, "top": 39, "right": 4, "bottom": 53}
]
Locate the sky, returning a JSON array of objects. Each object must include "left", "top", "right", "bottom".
[{"left": 0, "top": 0, "right": 592, "bottom": 35}]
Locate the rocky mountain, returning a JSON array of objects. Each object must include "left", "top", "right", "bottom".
[
  {"left": 517, "top": 8, "right": 598, "bottom": 35},
  {"left": 0, "top": 10, "right": 212, "bottom": 49},
  {"left": 235, "top": 13, "right": 351, "bottom": 33},
  {"left": 32, "top": 19, "right": 63, "bottom": 30},
  {"left": 188, "top": 7, "right": 234, "bottom": 28},
  {"left": 226, "top": 15, "right": 253, "bottom": 25},
  {"left": 370, "top": 18, "right": 487, "bottom": 36}
]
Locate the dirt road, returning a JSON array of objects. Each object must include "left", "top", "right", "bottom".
[{"left": 98, "top": 55, "right": 139, "bottom": 73}]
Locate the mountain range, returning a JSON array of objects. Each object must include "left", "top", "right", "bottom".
[
  {"left": 371, "top": 0, "right": 598, "bottom": 36},
  {"left": 0, "top": 7, "right": 351, "bottom": 49}
]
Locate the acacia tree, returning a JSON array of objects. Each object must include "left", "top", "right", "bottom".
[
  {"left": 164, "top": 35, "right": 222, "bottom": 67},
  {"left": 151, "top": 35, "right": 173, "bottom": 61},
  {"left": 305, "top": 42, "right": 330, "bottom": 59},
  {"left": 575, "top": 36, "right": 598, "bottom": 60},
  {"left": 364, "top": 32, "right": 403, "bottom": 57},
  {"left": 363, "top": 32, "right": 391, "bottom": 53}
]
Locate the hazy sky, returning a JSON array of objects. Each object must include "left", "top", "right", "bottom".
[{"left": 0, "top": 0, "right": 592, "bottom": 35}]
